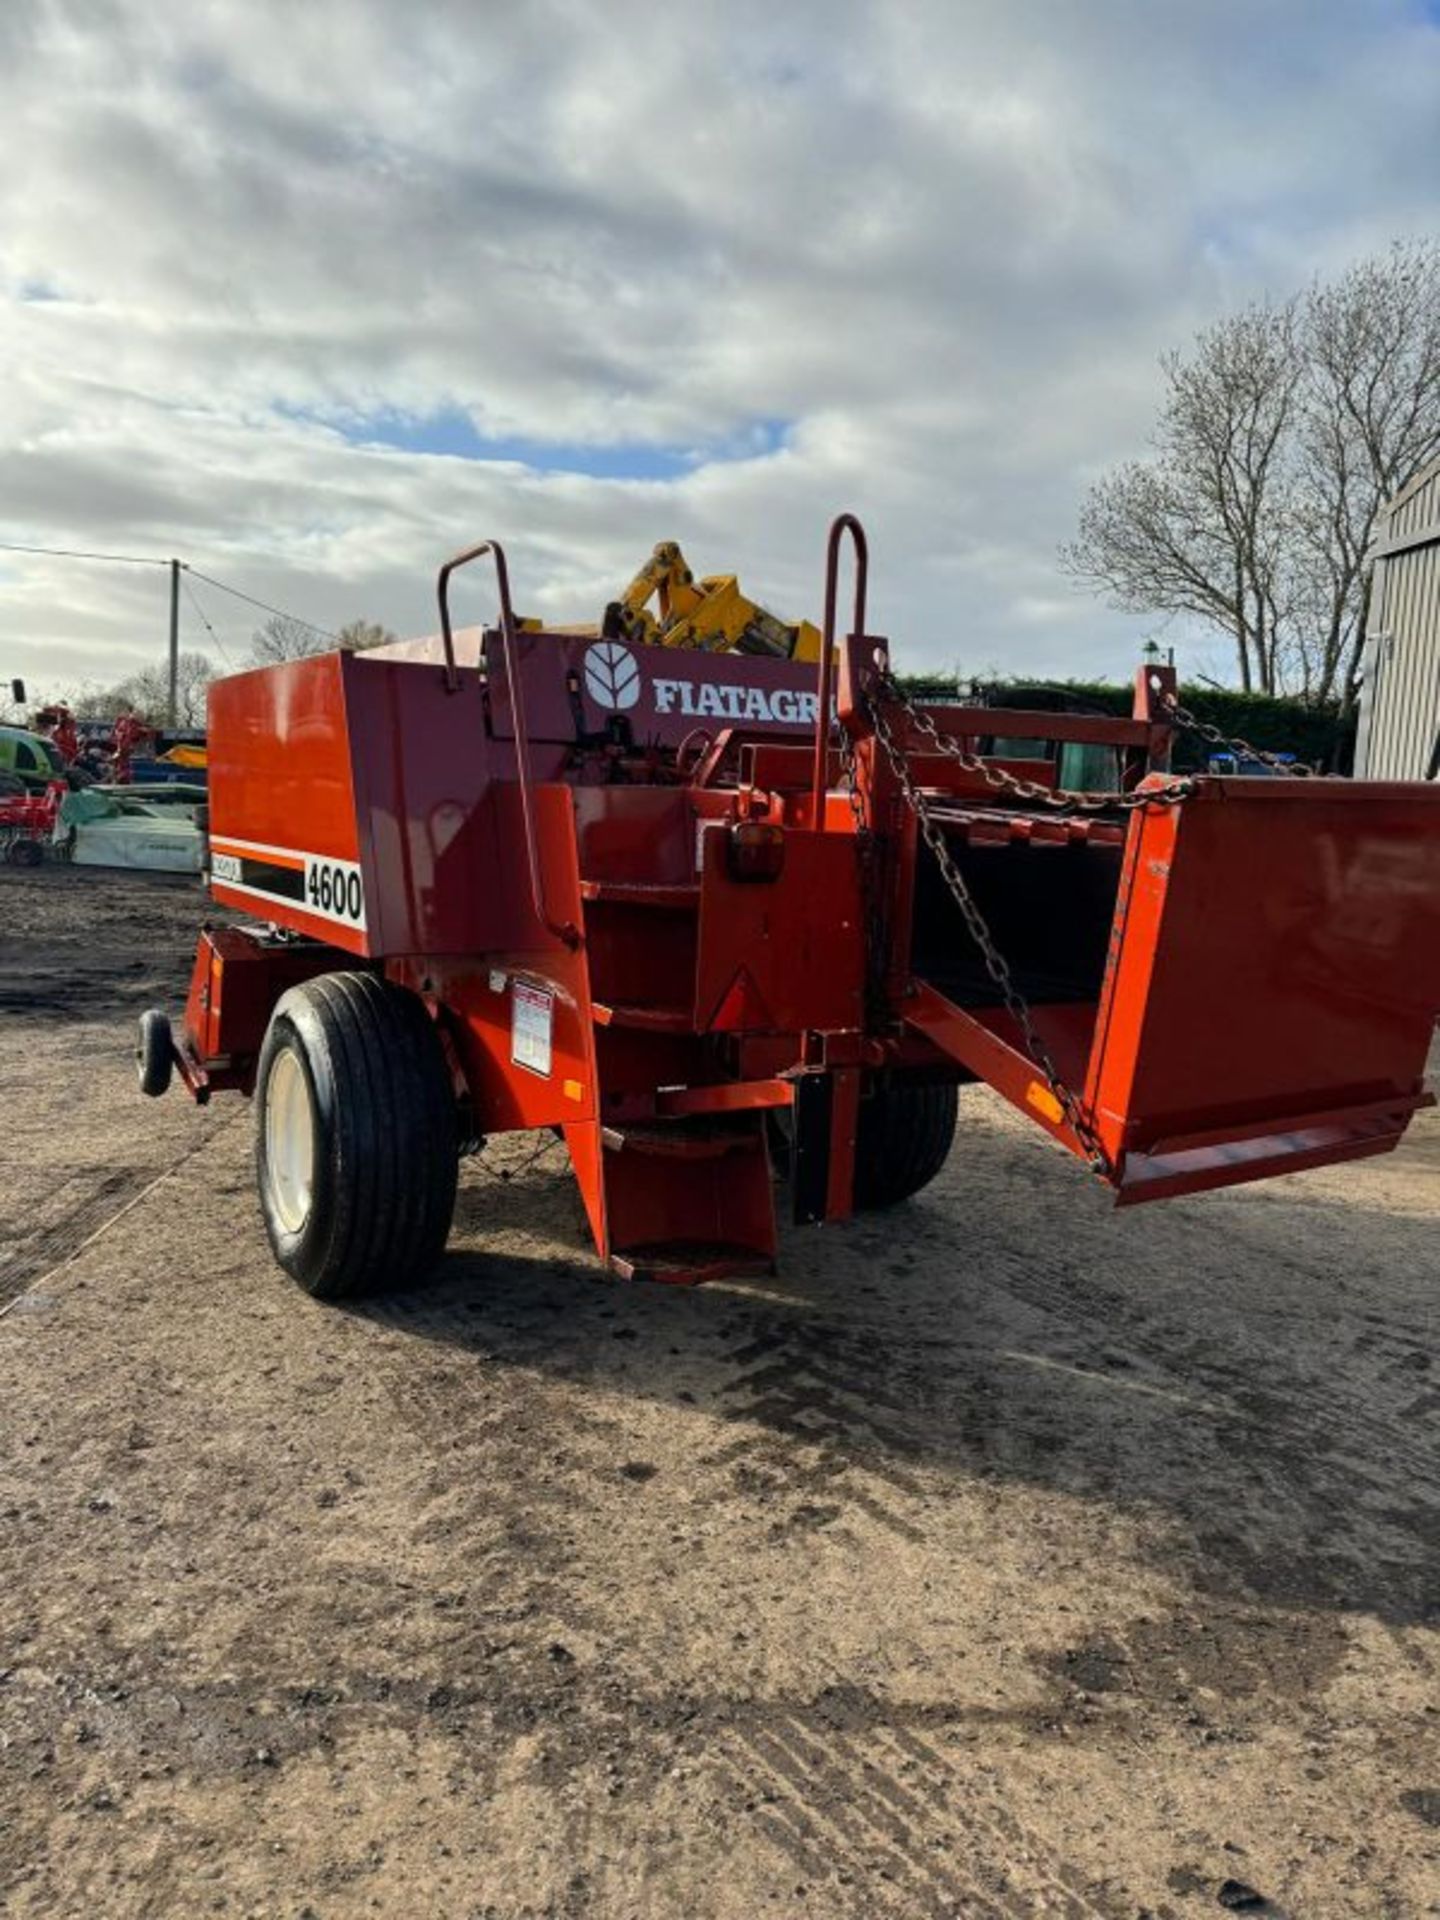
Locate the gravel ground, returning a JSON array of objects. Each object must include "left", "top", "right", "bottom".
[{"left": 1, "top": 865, "right": 1437, "bottom": 1920}]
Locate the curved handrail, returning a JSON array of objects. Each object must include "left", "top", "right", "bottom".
[
  {"left": 811, "top": 513, "right": 869, "bottom": 830},
  {"left": 434, "top": 540, "right": 579, "bottom": 949},
  {"left": 437, "top": 540, "right": 499, "bottom": 693}
]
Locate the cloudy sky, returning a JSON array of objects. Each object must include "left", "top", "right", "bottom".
[{"left": 2, "top": 0, "right": 1438, "bottom": 696}]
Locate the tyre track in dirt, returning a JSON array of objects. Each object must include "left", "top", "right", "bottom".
[
  {"left": 345, "top": 1160, "right": 1169, "bottom": 1917},
  {"left": 231, "top": 1125, "right": 1440, "bottom": 1915},
  {"left": 4, "top": 878, "right": 1436, "bottom": 1917},
  {"left": 0, "top": 1165, "right": 154, "bottom": 1308},
  {"left": 708, "top": 1701, "right": 1135, "bottom": 1920},
  {"left": 962, "top": 1213, "right": 1440, "bottom": 1622},
  {"left": 0, "top": 1118, "right": 243, "bottom": 1313},
  {"left": 700, "top": 1320, "right": 939, "bottom": 1543}
]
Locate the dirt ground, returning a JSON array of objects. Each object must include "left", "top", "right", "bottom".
[{"left": 1, "top": 865, "right": 1437, "bottom": 1920}]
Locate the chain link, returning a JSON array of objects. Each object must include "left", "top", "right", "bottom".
[
  {"left": 876, "top": 669, "right": 1197, "bottom": 812},
  {"left": 835, "top": 719, "right": 868, "bottom": 839},
  {"left": 1157, "top": 693, "right": 1314, "bottom": 775},
  {"left": 859, "top": 675, "right": 1155, "bottom": 1176},
  {"left": 879, "top": 671, "right": 1312, "bottom": 801},
  {"left": 842, "top": 674, "right": 1305, "bottom": 1177}
]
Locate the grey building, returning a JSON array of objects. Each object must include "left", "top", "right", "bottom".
[{"left": 1355, "top": 456, "right": 1440, "bottom": 780}]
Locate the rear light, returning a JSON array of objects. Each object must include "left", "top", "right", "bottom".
[{"left": 727, "top": 819, "right": 785, "bottom": 882}]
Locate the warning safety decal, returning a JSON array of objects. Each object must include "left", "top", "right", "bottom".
[{"left": 510, "top": 980, "right": 554, "bottom": 1078}]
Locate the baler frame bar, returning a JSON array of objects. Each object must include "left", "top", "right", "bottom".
[
  {"left": 811, "top": 512, "right": 869, "bottom": 830},
  {"left": 438, "top": 538, "right": 579, "bottom": 948}
]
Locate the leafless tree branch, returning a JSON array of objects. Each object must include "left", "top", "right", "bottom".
[{"left": 1063, "top": 241, "right": 1440, "bottom": 705}]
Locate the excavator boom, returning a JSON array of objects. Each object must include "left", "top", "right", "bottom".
[{"left": 609, "top": 541, "right": 823, "bottom": 662}]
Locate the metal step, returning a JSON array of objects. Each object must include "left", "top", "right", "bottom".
[
  {"left": 591, "top": 1000, "right": 693, "bottom": 1033},
  {"left": 925, "top": 806, "right": 1127, "bottom": 848},
  {"left": 580, "top": 879, "right": 700, "bottom": 909},
  {"left": 601, "top": 1122, "right": 754, "bottom": 1161},
  {"left": 656, "top": 1078, "right": 792, "bottom": 1118},
  {"left": 608, "top": 1241, "right": 775, "bottom": 1286}
]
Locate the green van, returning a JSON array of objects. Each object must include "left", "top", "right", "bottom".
[{"left": 0, "top": 726, "right": 65, "bottom": 790}]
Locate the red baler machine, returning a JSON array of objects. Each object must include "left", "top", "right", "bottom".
[{"left": 139, "top": 519, "right": 1440, "bottom": 1299}]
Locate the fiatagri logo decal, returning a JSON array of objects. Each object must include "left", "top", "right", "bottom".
[
  {"left": 582, "top": 641, "right": 818, "bottom": 727},
  {"left": 583, "top": 641, "right": 641, "bottom": 711}
]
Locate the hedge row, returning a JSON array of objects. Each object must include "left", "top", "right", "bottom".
[{"left": 894, "top": 675, "right": 1357, "bottom": 773}]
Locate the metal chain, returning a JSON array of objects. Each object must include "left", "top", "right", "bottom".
[
  {"left": 875, "top": 670, "right": 1197, "bottom": 813},
  {"left": 848, "top": 673, "right": 1300, "bottom": 1174},
  {"left": 835, "top": 719, "right": 868, "bottom": 839},
  {"left": 862, "top": 679, "right": 1130, "bottom": 1175},
  {"left": 1155, "top": 693, "right": 1314, "bottom": 775},
  {"left": 839, "top": 674, "right": 1305, "bottom": 1172},
  {"left": 884, "top": 669, "right": 1311, "bottom": 791}
]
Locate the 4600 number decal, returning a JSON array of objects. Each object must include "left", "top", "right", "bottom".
[{"left": 304, "top": 855, "right": 366, "bottom": 930}]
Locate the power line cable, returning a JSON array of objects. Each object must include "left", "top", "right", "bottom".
[
  {"left": 0, "top": 541, "right": 336, "bottom": 641},
  {"left": 179, "top": 573, "right": 238, "bottom": 670},
  {"left": 0, "top": 540, "right": 169, "bottom": 566},
  {"left": 180, "top": 564, "right": 336, "bottom": 640}
]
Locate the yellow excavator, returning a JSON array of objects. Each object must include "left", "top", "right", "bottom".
[
  {"left": 516, "top": 541, "right": 823, "bottom": 661},
  {"left": 603, "top": 542, "right": 823, "bottom": 662}
]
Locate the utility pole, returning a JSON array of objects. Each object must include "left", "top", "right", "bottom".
[{"left": 167, "top": 558, "right": 180, "bottom": 729}]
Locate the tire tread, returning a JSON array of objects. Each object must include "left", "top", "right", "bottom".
[
  {"left": 854, "top": 1081, "right": 958, "bottom": 1211},
  {"left": 255, "top": 972, "right": 458, "bottom": 1299}
]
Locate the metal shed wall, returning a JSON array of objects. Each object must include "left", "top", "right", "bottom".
[{"left": 1355, "top": 459, "right": 1440, "bottom": 779}]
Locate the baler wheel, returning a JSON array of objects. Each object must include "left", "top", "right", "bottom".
[
  {"left": 135, "top": 1008, "right": 175, "bottom": 1098},
  {"left": 255, "top": 972, "right": 458, "bottom": 1300},
  {"left": 854, "top": 1081, "right": 958, "bottom": 1211}
]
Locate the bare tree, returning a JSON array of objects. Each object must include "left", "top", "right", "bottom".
[
  {"left": 1295, "top": 242, "right": 1440, "bottom": 705},
  {"left": 1063, "top": 302, "right": 1300, "bottom": 695},
  {"left": 1063, "top": 241, "right": 1440, "bottom": 705},
  {"left": 68, "top": 684, "right": 130, "bottom": 723},
  {"left": 249, "top": 614, "right": 335, "bottom": 664},
  {"left": 57, "top": 653, "right": 216, "bottom": 728},
  {"left": 249, "top": 615, "right": 395, "bottom": 664},
  {"left": 122, "top": 652, "right": 215, "bottom": 728},
  {"left": 335, "top": 619, "right": 397, "bottom": 651}
]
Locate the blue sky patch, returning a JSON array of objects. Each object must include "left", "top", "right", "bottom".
[{"left": 287, "top": 405, "right": 789, "bottom": 480}]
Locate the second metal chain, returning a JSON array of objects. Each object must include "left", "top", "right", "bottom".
[
  {"left": 845, "top": 673, "right": 1303, "bottom": 1179},
  {"left": 863, "top": 685, "right": 1115, "bottom": 1177},
  {"left": 1157, "top": 693, "right": 1314, "bottom": 775},
  {"left": 876, "top": 670, "right": 1197, "bottom": 813},
  {"left": 880, "top": 671, "right": 1314, "bottom": 799}
]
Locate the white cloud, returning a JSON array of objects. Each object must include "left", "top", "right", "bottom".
[{"left": 1, "top": 0, "right": 1436, "bottom": 692}]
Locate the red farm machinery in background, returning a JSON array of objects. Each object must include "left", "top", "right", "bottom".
[
  {"left": 0, "top": 780, "right": 63, "bottom": 866},
  {"left": 137, "top": 517, "right": 1440, "bottom": 1301}
]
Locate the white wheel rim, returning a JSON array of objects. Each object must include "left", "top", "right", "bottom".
[{"left": 265, "top": 1046, "right": 315, "bottom": 1234}]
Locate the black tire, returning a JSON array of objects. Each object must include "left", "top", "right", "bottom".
[
  {"left": 6, "top": 838, "right": 42, "bottom": 867},
  {"left": 254, "top": 972, "right": 458, "bottom": 1300},
  {"left": 136, "top": 1009, "right": 174, "bottom": 1097},
  {"left": 853, "top": 1080, "right": 958, "bottom": 1211}
]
